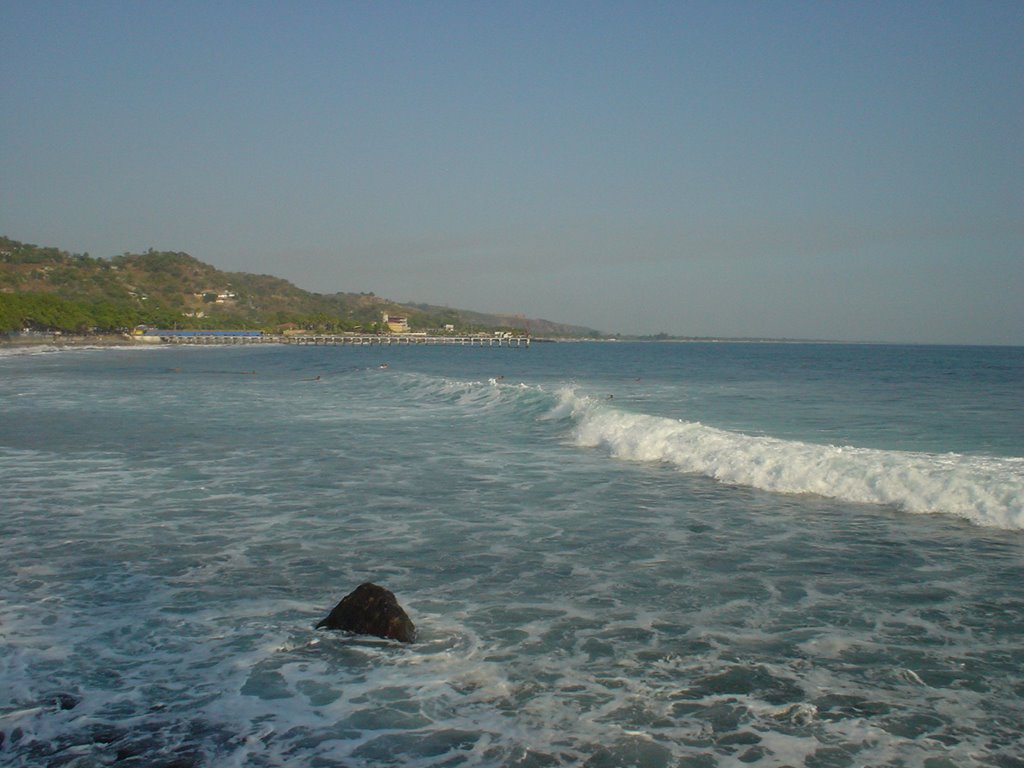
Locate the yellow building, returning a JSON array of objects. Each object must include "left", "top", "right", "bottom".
[{"left": 382, "top": 313, "right": 410, "bottom": 333}]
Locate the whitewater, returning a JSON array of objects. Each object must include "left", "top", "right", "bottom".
[
  {"left": 1, "top": 341, "right": 1022, "bottom": 767},
  {"left": 560, "top": 388, "right": 1023, "bottom": 530}
]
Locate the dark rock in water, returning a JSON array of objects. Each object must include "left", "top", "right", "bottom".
[
  {"left": 316, "top": 583, "right": 416, "bottom": 643},
  {"left": 53, "top": 693, "right": 80, "bottom": 711}
]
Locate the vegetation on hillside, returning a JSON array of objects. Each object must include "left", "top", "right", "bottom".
[{"left": 0, "top": 236, "right": 601, "bottom": 337}]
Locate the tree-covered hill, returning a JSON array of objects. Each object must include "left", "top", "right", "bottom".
[{"left": 0, "top": 236, "right": 601, "bottom": 337}]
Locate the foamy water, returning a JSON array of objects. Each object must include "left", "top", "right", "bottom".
[
  {"left": 562, "top": 388, "right": 1024, "bottom": 530},
  {"left": 1, "top": 342, "right": 1022, "bottom": 766}
]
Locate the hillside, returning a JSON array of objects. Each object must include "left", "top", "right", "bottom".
[{"left": 0, "top": 236, "right": 601, "bottom": 337}]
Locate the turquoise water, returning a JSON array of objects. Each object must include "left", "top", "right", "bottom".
[{"left": 1, "top": 342, "right": 1022, "bottom": 766}]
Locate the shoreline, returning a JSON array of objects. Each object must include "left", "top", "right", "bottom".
[{"left": 0, "top": 333, "right": 142, "bottom": 348}]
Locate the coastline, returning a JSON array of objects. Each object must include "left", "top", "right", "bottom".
[{"left": 0, "top": 333, "right": 141, "bottom": 348}]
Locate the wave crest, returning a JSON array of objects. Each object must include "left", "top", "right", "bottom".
[{"left": 557, "top": 389, "right": 1024, "bottom": 530}]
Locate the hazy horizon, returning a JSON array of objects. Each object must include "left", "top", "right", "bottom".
[{"left": 2, "top": 2, "right": 1021, "bottom": 345}]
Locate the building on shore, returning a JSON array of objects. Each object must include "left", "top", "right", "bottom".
[{"left": 382, "top": 313, "right": 410, "bottom": 333}]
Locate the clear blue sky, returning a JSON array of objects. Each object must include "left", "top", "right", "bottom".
[{"left": 2, "top": 1, "right": 1021, "bottom": 343}]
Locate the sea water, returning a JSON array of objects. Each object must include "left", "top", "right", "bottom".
[{"left": 1, "top": 341, "right": 1022, "bottom": 767}]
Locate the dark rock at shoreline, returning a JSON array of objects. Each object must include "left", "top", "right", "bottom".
[{"left": 316, "top": 583, "right": 416, "bottom": 643}]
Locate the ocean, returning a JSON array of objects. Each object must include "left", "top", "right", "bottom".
[{"left": 1, "top": 341, "right": 1022, "bottom": 767}]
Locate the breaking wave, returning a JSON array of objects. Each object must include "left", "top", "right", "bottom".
[
  {"left": 553, "top": 388, "right": 1024, "bottom": 531},
  {"left": 389, "top": 375, "right": 1023, "bottom": 530}
]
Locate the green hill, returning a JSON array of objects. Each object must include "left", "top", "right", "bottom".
[{"left": 0, "top": 236, "right": 601, "bottom": 337}]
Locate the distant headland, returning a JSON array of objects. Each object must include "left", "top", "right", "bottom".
[
  {"left": 1, "top": 236, "right": 846, "bottom": 346},
  {"left": 0, "top": 236, "right": 602, "bottom": 341}
]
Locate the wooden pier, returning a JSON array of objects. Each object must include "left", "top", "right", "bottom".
[
  {"left": 147, "top": 331, "right": 529, "bottom": 348},
  {"left": 285, "top": 334, "right": 530, "bottom": 348}
]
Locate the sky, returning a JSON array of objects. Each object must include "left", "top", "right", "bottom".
[{"left": 2, "top": 1, "right": 1022, "bottom": 344}]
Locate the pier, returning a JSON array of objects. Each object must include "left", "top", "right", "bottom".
[
  {"left": 286, "top": 334, "right": 529, "bottom": 348},
  {"left": 142, "top": 330, "right": 529, "bottom": 348}
]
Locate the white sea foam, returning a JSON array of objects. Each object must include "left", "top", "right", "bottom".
[
  {"left": 369, "top": 375, "right": 1024, "bottom": 529},
  {"left": 556, "top": 388, "right": 1024, "bottom": 530},
  {"left": 0, "top": 342, "right": 166, "bottom": 359},
  {"left": 0, "top": 344, "right": 68, "bottom": 359}
]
